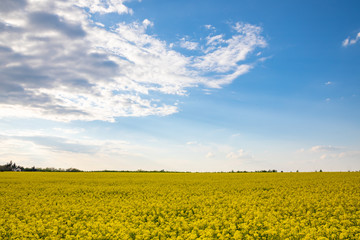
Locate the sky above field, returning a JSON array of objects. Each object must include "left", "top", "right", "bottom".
[{"left": 0, "top": 0, "right": 360, "bottom": 172}]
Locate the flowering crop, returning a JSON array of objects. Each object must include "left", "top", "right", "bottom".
[{"left": 1, "top": 172, "right": 360, "bottom": 239}]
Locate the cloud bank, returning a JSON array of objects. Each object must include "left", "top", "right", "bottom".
[{"left": 0, "top": 0, "right": 266, "bottom": 122}]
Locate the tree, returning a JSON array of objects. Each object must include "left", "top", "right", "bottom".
[{"left": 0, "top": 161, "right": 15, "bottom": 171}]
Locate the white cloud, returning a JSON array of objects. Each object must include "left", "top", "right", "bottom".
[
  {"left": 325, "top": 81, "right": 332, "bottom": 85},
  {"left": 310, "top": 145, "right": 341, "bottom": 152},
  {"left": 142, "top": 19, "right": 153, "bottom": 29},
  {"left": 206, "top": 34, "right": 225, "bottom": 46},
  {"left": 204, "top": 24, "right": 215, "bottom": 30},
  {"left": 226, "top": 149, "right": 253, "bottom": 160},
  {"left": 179, "top": 38, "right": 199, "bottom": 50},
  {"left": 76, "top": 0, "right": 133, "bottom": 15},
  {"left": 292, "top": 145, "right": 360, "bottom": 169},
  {"left": 342, "top": 32, "right": 360, "bottom": 47},
  {"left": 0, "top": 0, "right": 267, "bottom": 122},
  {"left": 193, "top": 23, "right": 266, "bottom": 85},
  {"left": 318, "top": 151, "right": 360, "bottom": 162}
]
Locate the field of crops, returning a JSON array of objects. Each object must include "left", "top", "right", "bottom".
[{"left": 1, "top": 172, "right": 360, "bottom": 239}]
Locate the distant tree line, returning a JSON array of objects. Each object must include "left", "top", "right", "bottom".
[
  {"left": 229, "top": 169, "right": 278, "bottom": 173},
  {"left": 255, "top": 169, "right": 278, "bottom": 173},
  {"left": 3, "top": 162, "right": 349, "bottom": 173},
  {"left": 0, "top": 161, "right": 82, "bottom": 172}
]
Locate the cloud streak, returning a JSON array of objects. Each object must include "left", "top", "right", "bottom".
[
  {"left": 310, "top": 145, "right": 341, "bottom": 152},
  {"left": 0, "top": 0, "right": 266, "bottom": 122}
]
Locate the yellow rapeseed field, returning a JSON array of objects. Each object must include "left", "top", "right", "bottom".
[{"left": 0, "top": 172, "right": 359, "bottom": 239}]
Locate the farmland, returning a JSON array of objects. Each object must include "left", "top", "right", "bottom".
[{"left": 1, "top": 172, "right": 360, "bottom": 239}]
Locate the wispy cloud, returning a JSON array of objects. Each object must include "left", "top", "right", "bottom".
[
  {"left": 325, "top": 81, "right": 332, "bottom": 85},
  {"left": 0, "top": 131, "right": 97, "bottom": 154},
  {"left": 53, "top": 128, "right": 84, "bottom": 135},
  {"left": 76, "top": 0, "right": 133, "bottom": 15},
  {"left": 226, "top": 149, "right": 253, "bottom": 160},
  {"left": 0, "top": 0, "right": 266, "bottom": 122},
  {"left": 310, "top": 145, "right": 341, "bottom": 152},
  {"left": 204, "top": 24, "right": 215, "bottom": 30},
  {"left": 15, "top": 136, "right": 99, "bottom": 154},
  {"left": 342, "top": 32, "right": 360, "bottom": 47},
  {"left": 318, "top": 150, "right": 360, "bottom": 162},
  {"left": 0, "top": 132, "right": 159, "bottom": 170},
  {"left": 179, "top": 37, "right": 199, "bottom": 50}
]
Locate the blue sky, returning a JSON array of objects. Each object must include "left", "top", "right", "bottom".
[{"left": 0, "top": 0, "right": 359, "bottom": 171}]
